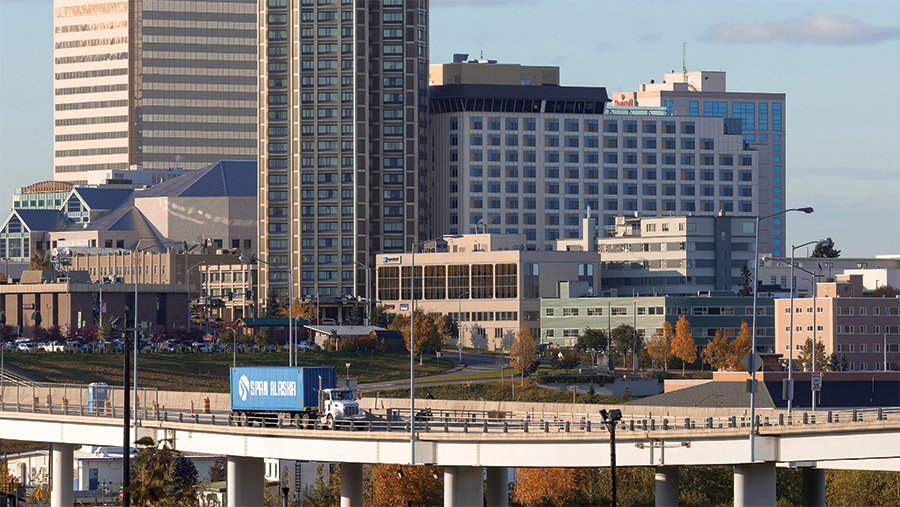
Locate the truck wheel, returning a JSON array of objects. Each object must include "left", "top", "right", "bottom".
[{"left": 325, "top": 414, "right": 335, "bottom": 430}]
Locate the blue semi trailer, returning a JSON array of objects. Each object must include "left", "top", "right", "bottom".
[{"left": 230, "top": 366, "right": 364, "bottom": 429}]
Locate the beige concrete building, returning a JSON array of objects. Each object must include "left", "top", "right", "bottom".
[
  {"left": 59, "top": 250, "right": 258, "bottom": 322},
  {"left": 375, "top": 234, "right": 598, "bottom": 351},
  {"left": 775, "top": 275, "right": 900, "bottom": 372},
  {"left": 614, "top": 70, "right": 786, "bottom": 257},
  {"left": 429, "top": 56, "right": 559, "bottom": 86},
  {"left": 53, "top": 0, "right": 257, "bottom": 183},
  {"left": 557, "top": 213, "right": 757, "bottom": 296}
]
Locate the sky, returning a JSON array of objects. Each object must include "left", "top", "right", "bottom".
[{"left": 1, "top": 0, "right": 898, "bottom": 257}]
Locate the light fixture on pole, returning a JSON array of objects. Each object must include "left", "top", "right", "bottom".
[
  {"left": 409, "top": 234, "right": 461, "bottom": 465},
  {"left": 765, "top": 257, "right": 822, "bottom": 412},
  {"left": 240, "top": 255, "right": 293, "bottom": 366},
  {"left": 787, "top": 240, "right": 827, "bottom": 415},
  {"left": 600, "top": 409, "right": 622, "bottom": 507},
  {"left": 133, "top": 240, "right": 181, "bottom": 424},
  {"left": 345, "top": 362, "right": 350, "bottom": 381},
  {"left": 226, "top": 326, "right": 238, "bottom": 368},
  {"left": 750, "top": 207, "right": 813, "bottom": 458}
]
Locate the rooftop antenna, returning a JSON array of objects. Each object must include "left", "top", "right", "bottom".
[{"left": 682, "top": 42, "right": 697, "bottom": 91}]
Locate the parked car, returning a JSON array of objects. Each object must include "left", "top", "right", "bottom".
[
  {"left": 298, "top": 341, "right": 320, "bottom": 351},
  {"left": 39, "top": 341, "right": 65, "bottom": 352},
  {"left": 17, "top": 341, "right": 36, "bottom": 352}
]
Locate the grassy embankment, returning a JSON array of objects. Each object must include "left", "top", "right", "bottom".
[
  {"left": 3, "top": 350, "right": 453, "bottom": 392},
  {"left": 366, "top": 378, "right": 632, "bottom": 404}
]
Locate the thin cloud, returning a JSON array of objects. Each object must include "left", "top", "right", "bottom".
[{"left": 707, "top": 12, "right": 899, "bottom": 45}]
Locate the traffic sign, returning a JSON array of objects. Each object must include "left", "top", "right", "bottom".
[
  {"left": 741, "top": 351, "right": 764, "bottom": 372},
  {"left": 811, "top": 372, "right": 822, "bottom": 392}
]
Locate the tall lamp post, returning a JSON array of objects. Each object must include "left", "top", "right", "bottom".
[
  {"left": 766, "top": 258, "right": 822, "bottom": 411},
  {"left": 240, "top": 255, "right": 293, "bottom": 366},
  {"left": 457, "top": 291, "right": 468, "bottom": 361},
  {"left": 226, "top": 326, "right": 238, "bottom": 367},
  {"left": 133, "top": 240, "right": 181, "bottom": 423},
  {"left": 600, "top": 409, "right": 622, "bottom": 507},
  {"left": 409, "top": 234, "right": 461, "bottom": 465},
  {"left": 186, "top": 261, "right": 206, "bottom": 329},
  {"left": 354, "top": 261, "right": 371, "bottom": 326},
  {"left": 750, "top": 207, "right": 813, "bottom": 457},
  {"left": 787, "top": 240, "right": 826, "bottom": 415}
]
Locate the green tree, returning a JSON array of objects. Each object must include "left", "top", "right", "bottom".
[
  {"left": 437, "top": 314, "right": 458, "bottom": 347},
  {"left": 510, "top": 327, "right": 539, "bottom": 386},
  {"left": 254, "top": 329, "right": 271, "bottom": 348},
  {"left": 737, "top": 264, "right": 754, "bottom": 296},
  {"left": 29, "top": 251, "right": 51, "bottom": 270},
  {"left": 671, "top": 315, "right": 696, "bottom": 376},
  {"left": 264, "top": 288, "right": 284, "bottom": 318},
  {"left": 797, "top": 337, "right": 827, "bottom": 372},
  {"left": 871, "top": 284, "right": 899, "bottom": 298},
  {"left": 610, "top": 324, "right": 642, "bottom": 369},
  {"left": 575, "top": 327, "right": 608, "bottom": 354},
  {"left": 551, "top": 350, "right": 579, "bottom": 373},
  {"left": 401, "top": 310, "right": 442, "bottom": 365},
  {"left": 126, "top": 438, "right": 198, "bottom": 506},
  {"left": 811, "top": 237, "right": 840, "bottom": 258},
  {"left": 370, "top": 305, "right": 391, "bottom": 328},
  {"left": 828, "top": 352, "right": 849, "bottom": 372},
  {"left": 348, "top": 305, "right": 363, "bottom": 326}
]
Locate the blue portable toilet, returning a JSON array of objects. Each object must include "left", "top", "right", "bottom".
[{"left": 88, "top": 382, "right": 108, "bottom": 412}]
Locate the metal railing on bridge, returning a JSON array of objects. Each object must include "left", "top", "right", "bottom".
[{"left": 1, "top": 387, "right": 897, "bottom": 437}]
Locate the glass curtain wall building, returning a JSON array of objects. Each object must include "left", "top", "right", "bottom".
[{"left": 258, "top": 0, "right": 430, "bottom": 303}]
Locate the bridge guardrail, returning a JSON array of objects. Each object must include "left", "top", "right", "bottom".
[{"left": 1, "top": 386, "right": 898, "bottom": 436}]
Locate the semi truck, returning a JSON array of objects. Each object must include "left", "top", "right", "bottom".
[{"left": 230, "top": 366, "right": 365, "bottom": 429}]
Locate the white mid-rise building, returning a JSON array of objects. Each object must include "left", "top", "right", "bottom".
[{"left": 429, "top": 62, "right": 760, "bottom": 252}]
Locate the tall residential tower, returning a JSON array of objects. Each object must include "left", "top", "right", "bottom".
[
  {"left": 258, "top": 0, "right": 430, "bottom": 302},
  {"left": 53, "top": 0, "right": 257, "bottom": 183}
]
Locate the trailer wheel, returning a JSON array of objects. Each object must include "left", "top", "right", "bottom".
[
  {"left": 325, "top": 414, "right": 335, "bottom": 430},
  {"left": 302, "top": 413, "right": 314, "bottom": 429}
]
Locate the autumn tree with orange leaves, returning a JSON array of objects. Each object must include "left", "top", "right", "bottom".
[
  {"left": 366, "top": 464, "right": 443, "bottom": 507},
  {"left": 671, "top": 315, "right": 696, "bottom": 376},
  {"left": 514, "top": 467, "right": 586, "bottom": 507}
]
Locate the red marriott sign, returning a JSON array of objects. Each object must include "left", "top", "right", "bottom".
[{"left": 613, "top": 94, "right": 634, "bottom": 106}]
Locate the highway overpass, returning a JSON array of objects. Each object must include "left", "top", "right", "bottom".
[{"left": 1, "top": 386, "right": 898, "bottom": 507}]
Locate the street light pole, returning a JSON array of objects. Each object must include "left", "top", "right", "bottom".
[
  {"left": 787, "top": 240, "right": 824, "bottom": 415},
  {"left": 409, "top": 235, "right": 461, "bottom": 465},
  {"left": 241, "top": 255, "right": 293, "bottom": 366},
  {"left": 355, "top": 261, "right": 371, "bottom": 326},
  {"left": 226, "top": 326, "right": 237, "bottom": 367},
  {"left": 600, "top": 409, "right": 622, "bottom": 507},
  {"left": 750, "top": 207, "right": 813, "bottom": 457},
  {"left": 186, "top": 261, "right": 206, "bottom": 329},
  {"left": 457, "top": 291, "right": 468, "bottom": 358},
  {"left": 132, "top": 240, "right": 180, "bottom": 424}
]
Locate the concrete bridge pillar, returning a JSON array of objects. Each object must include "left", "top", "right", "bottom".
[
  {"left": 733, "top": 462, "right": 776, "bottom": 507},
  {"left": 801, "top": 468, "right": 826, "bottom": 507},
  {"left": 227, "top": 456, "right": 264, "bottom": 507},
  {"left": 340, "top": 462, "right": 363, "bottom": 507},
  {"left": 50, "top": 443, "right": 75, "bottom": 507},
  {"left": 654, "top": 466, "right": 679, "bottom": 507},
  {"left": 444, "top": 466, "right": 483, "bottom": 507},
  {"left": 485, "top": 467, "right": 508, "bottom": 507}
]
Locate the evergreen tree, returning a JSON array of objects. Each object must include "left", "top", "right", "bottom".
[
  {"left": 264, "top": 288, "right": 283, "bottom": 318},
  {"left": 737, "top": 264, "right": 754, "bottom": 296},
  {"left": 811, "top": 238, "right": 840, "bottom": 258}
]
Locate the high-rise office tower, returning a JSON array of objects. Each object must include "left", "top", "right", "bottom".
[
  {"left": 258, "top": 0, "right": 430, "bottom": 302},
  {"left": 53, "top": 0, "right": 257, "bottom": 184},
  {"left": 615, "top": 71, "right": 786, "bottom": 256}
]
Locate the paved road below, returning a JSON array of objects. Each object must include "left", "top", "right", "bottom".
[{"left": 360, "top": 349, "right": 507, "bottom": 391}]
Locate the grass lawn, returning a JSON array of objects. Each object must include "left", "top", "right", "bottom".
[
  {"left": 3, "top": 351, "right": 453, "bottom": 392},
  {"left": 366, "top": 379, "right": 631, "bottom": 405}
]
